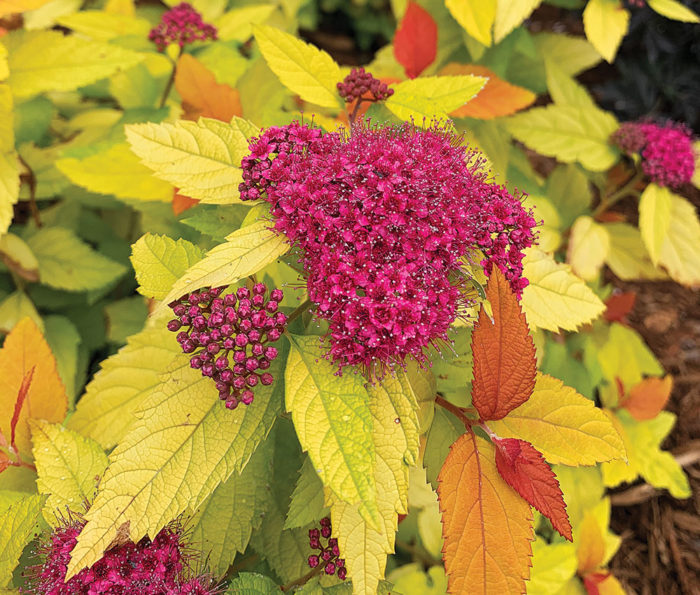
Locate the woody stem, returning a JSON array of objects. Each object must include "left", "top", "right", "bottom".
[
  {"left": 280, "top": 565, "right": 324, "bottom": 592},
  {"left": 435, "top": 395, "right": 472, "bottom": 428}
]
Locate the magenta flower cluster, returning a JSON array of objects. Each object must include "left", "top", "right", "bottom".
[
  {"left": 148, "top": 3, "right": 217, "bottom": 52},
  {"left": 27, "top": 518, "right": 216, "bottom": 594},
  {"left": 612, "top": 120, "right": 696, "bottom": 188},
  {"left": 337, "top": 67, "right": 394, "bottom": 103},
  {"left": 239, "top": 121, "right": 536, "bottom": 373},
  {"left": 307, "top": 517, "right": 346, "bottom": 581},
  {"left": 168, "top": 284, "right": 286, "bottom": 409}
]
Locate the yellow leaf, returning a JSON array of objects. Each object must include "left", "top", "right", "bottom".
[
  {"left": 125, "top": 118, "right": 254, "bottom": 204},
  {"left": 438, "top": 432, "right": 534, "bottom": 594},
  {"left": 638, "top": 183, "right": 672, "bottom": 266},
  {"left": 56, "top": 143, "right": 172, "bottom": 202},
  {"left": 30, "top": 420, "right": 108, "bottom": 523},
  {"left": 0, "top": 317, "right": 67, "bottom": 457},
  {"left": 604, "top": 222, "right": 667, "bottom": 281},
  {"left": 445, "top": 0, "right": 496, "bottom": 46},
  {"left": 533, "top": 32, "right": 603, "bottom": 76},
  {"left": 156, "top": 220, "right": 288, "bottom": 313},
  {"left": 215, "top": 5, "right": 276, "bottom": 42},
  {"left": 0, "top": 0, "right": 51, "bottom": 17},
  {"left": 0, "top": 291, "right": 42, "bottom": 334},
  {"left": 576, "top": 512, "right": 606, "bottom": 575},
  {"left": 489, "top": 374, "right": 626, "bottom": 466},
  {"left": 0, "top": 150, "right": 19, "bottom": 238},
  {"left": 528, "top": 538, "right": 577, "bottom": 595},
  {"left": 567, "top": 216, "right": 610, "bottom": 281},
  {"left": 657, "top": 192, "right": 700, "bottom": 286},
  {"left": 544, "top": 58, "right": 596, "bottom": 109},
  {"left": 494, "top": 0, "right": 542, "bottom": 43},
  {"left": 597, "top": 323, "right": 663, "bottom": 388},
  {"left": 582, "top": 0, "right": 629, "bottom": 63},
  {"left": 648, "top": 0, "right": 699, "bottom": 21},
  {"left": 55, "top": 10, "right": 151, "bottom": 40},
  {"left": 0, "top": 493, "right": 46, "bottom": 586},
  {"left": 521, "top": 249, "right": 606, "bottom": 332},
  {"left": 253, "top": 25, "right": 342, "bottom": 109}
]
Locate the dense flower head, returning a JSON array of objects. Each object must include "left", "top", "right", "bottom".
[
  {"left": 337, "top": 67, "right": 394, "bottom": 103},
  {"left": 612, "top": 120, "right": 696, "bottom": 188},
  {"left": 148, "top": 3, "right": 217, "bottom": 52},
  {"left": 307, "top": 518, "right": 346, "bottom": 581},
  {"left": 167, "top": 284, "right": 286, "bottom": 409},
  {"left": 26, "top": 516, "right": 218, "bottom": 594},
  {"left": 239, "top": 121, "right": 536, "bottom": 373}
]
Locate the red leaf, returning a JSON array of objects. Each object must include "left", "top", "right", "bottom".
[
  {"left": 471, "top": 267, "right": 536, "bottom": 420},
  {"left": 10, "top": 366, "right": 35, "bottom": 452},
  {"left": 393, "top": 2, "right": 437, "bottom": 79},
  {"left": 494, "top": 437, "right": 572, "bottom": 541},
  {"left": 604, "top": 291, "right": 636, "bottom": 323}
]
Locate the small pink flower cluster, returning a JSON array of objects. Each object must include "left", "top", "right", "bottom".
[
  {"left": 168, "top": 284, "right": 286, "bottom": 410},
  {"left": 613, "top": 120, "right": 696, "bottom": 188},
  {"left": 336, "top": 67, "right": 394, "bottom": 103},
  {"left": 239, "top": 121, "right": 536, "bottom": 373},
  {"left": 148, "top": 3, "right": 217, "bottom": 52},
  {"left": 27, "top": 518, "right": 217, "bottom": 594},
  {"left": 307, "top": 518, "right": 346, "bottom": 581}
]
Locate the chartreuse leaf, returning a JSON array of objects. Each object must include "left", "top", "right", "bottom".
[
  {"left": 0, "top": 494, "right": 46, "bottom": 586},
  {"left": 67, "top": 327, "right": 180, "bottom": 449},
  {"left": 130, "top": 234, "right": 204, "bottom": 300},
  {"left": 190, "top": 437, "right": 273, "bottom": 576},
  {"left": 597, "top": 323, "right": 662, "bottom": 388},
  {"left": 55, "top": 144, "right": 173, "bottom": 202},
  {"left": 284, "top": 455, "right": 328, "bottom": 530},
  {"left": 528, "top": 538, "right": 577, "bottom": 595},
  {"left": 602, "top": 410, "right": 690, "bottom": 499},
  {"left": 215, "top": 5, "right": 276, "bottom": 42},
  {"left": 385, "top": 75, "right": 486, "bottom": 122},
  {"left": 66, "top": 352, "right": 285, "bottom": 579},
  {"left": 437, "top": 432, "right": 534, "bottom": 594},
  {"left": 5, "top": 30, "right": 142, "bottom": 98},
  {"left": 567, "top": 216, "right": 610, "bottom": 281},
  {"left": 30, "top": 420, "right": 108, "bottom": 523},
  {"left": 424, "top": 407, "right": 463, "bottom": 489},
  {"left": 43, "top": 315, "right": 81, "bottom": 405},
  {"left": 56, "top": 10, "right": 151, "bottom": 40},
  {"left": 494, "top": 0, "right": 542, "bottom": 43},
  {"left": 656, "top": 191, "right": 700, "bottom": 286},
  {"left": 0, "top": 151, "right": 19, "bottom": 238},
  {"left": 0, "top": 317, "right": 67, "bottom": 457},
  {"left": 648, "top": 0, "right": 699, "bottom": 21},
  {"left": 253, "top": 25, "right": 342, "bottom": 109},
  {"left": 545, "top": 164, "right": 592, "bottom": 229},
  {"left": 444, "top": 0, "right": 496, "bottom": 45},
  {"left": 26, "top": 227, "right": 126, "bottom": 292},
  {"left": 0, "top": 291, "right": 42, "bottom": 334},
  {"left": 507, "top": 104, "right": 618, "bottom": 172},
  {"left": 489, "top": 374, "right": 625, "bottom": 466},
  {"left": 604, "top": 223, "right": 666, "bottom": 281},
  {"left": 284, "top": 334, "right": 379, "bottom": 526},
  {"left": 389, "top": 564, "right": 447, "bottom": 595},
  {"left": 639, "top": 183, "right": 672, "bottom": 266},
  {"left": 544, "top": 58, "right": 596, "bottom": 109},
  {"left": 582, "top": 0, "right": 629, "bottom": 63},
  {"left": 125, "top": 118, "right": 255, "bottom": 204},
  {"left": 104, "top": 297, "right": 148, "bottom": 345},
  {"left": 533, "top": 33, "right": 602, "bottom": 77},
  {"left": 157, "top": 220, "right": 288, "bottom": 313},
  {"left": 226, "top": 573, "right": 279, "bottom": 594},
  {"left": 521, "top": 249, "right": 605, "bottom": 332}
]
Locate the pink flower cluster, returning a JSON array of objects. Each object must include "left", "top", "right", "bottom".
[
  {"left": 307, "top": 518, "right": 346, "bottom": 581},
  {"left": 148, "top": 3, "right": 217, "bottom": 52},
  {"left": 337, "top": 67, "right": 393, "bottom": 103},
  {"left": 239, "top": 121, "right": 536, "bottom": 373},
  {"left": 27, "top": 518, "right": 217, "bottom": 594},
  {"left": 612, "top": 120, "right": 696, "bottom": 188}
]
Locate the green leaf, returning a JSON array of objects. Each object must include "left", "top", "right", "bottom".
[
  {"left": 130, "top": 234, "right": 204, "bottom": 300},
  {"left": 285, "top": 334, "right": 379, "bottom": 526},
  {"left": 445, "top": 0, "right": 496, "bottom": 46},
  {"left": 25, "top": 227, "right": 126, "bottom": 292},
  {"left": 125, "top": 118, "right": 256, "bottom": 204},
  {"left": 181, "top": 204, "right": 249, "bottom": 242},
  {"left": 67, "top": 327, "right": 180, "bottom": 449},
  {"left": 225, "top": 573, "right": 279, "bottom": 594},
  {"left": 56, "top": 10, "right": 151, "bottom": 40},
  {"left": 284, "top": 455, "right": 328, "bottom": 530},
  {"left": 0, "top": 494, "right": 46, "bottom": 586},
  {"left": 533, "top": 32, "right": 602, "bottom": 76},
  {"left": 545, "top": 164, "right": 592, "bottom": 228},
  {"left": 190, "top": 437, "right": 273, "bottom": 576},
  {"left": 66, "top": 350, "right": 285, "bottom": 578},
  {"left": 423, "top": 407, "right": 463, "bottom": 489},
  {"left": 432, "top": 328, "right": 472, "bottom": 406},
  {"left": 104, "top": 296, "right": 148, "bottom": 344},
  {"left": 5, "top": 30, "right": 143, "bottom": 98},
  {"left": 494, "top": 0, "right": 542, "bottom": 43},
  {"left": 656, "top": 192, "right": 700, "bottom": 286},
  {"left": 582, "top": 0, "right": 629, "bottom": 63},
  {"left": 0, "top": 290, "right": 42, "bottom": 334},
  {"left": 0, "top": 150, "right": 19, "bottom": 237},
  {"left": 156, "top": 220, "right": 288, "bottom": 314},
  {"left": 55, "top": 143, "right": 173, "bottom": 202},
  {"left": 253, "top": 25, "right": 342, "bottom": 109},
  {"left": 507, "top": 104, "right": 619, "bottom": 171},
  {"left": 30, "top": 420, "right": 108, "bottom": 523},
  {"left": 44, "top": 315, "right": 81, "bottom": 405},
  {"left": 385, "top": 75, "right": 486, "bottom": 122},
  {"left": 521, "top": 249, "right": 605, "bottom": 332},
  {"left": 603, "top": 223, "right": 666, "bottom": 281},
  {"left": 648, "top": 0, "right": 699, "bottom": 21},
  {"left": 638, "top": 183, "right": 672, "bottom": 266}
]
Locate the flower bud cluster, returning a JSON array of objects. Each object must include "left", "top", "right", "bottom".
[
  {"left": 336, "top": 67, "right": 394, "bottom": 103},
  {"left": 307, "top": 517, "right": 346, "bottom": 581},
  {"left": 148, "top": 2, "right": 217, "bottom": 52},
  {"left": 27, "top": 516, "right": 217, "bottom": 594},
  {"left": 167, "top": 284, "right": 286, "bottom": 409}
]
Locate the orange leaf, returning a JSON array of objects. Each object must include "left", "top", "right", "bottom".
[
  {"left": 437, "top": 431, "right": 534, "bottom": 594},
  {"left": 622, "top": 376, "right": 673, "bottom": 421},
  {"left": 441, "top": 64, "right": 535, "bottom": 119},
  {"left": 576, "top": 512, "right": 606, "bottom": 576},
  {"left": 393, "top": 2, "right": 437, "bottom": 79},
  {"left": 0, "top": 318, "right": 67, "bottom": 457},
  {"left": 174, "top": 54, "right": 242, "bottom": 122},
  {"left": 494, "top": 437, "right": 572, "bottom": 541},
  {"left": 0, "top": 450, "right": 11, "bottom": 473},
  {"left": 0, "top": 0, "right": 52, "bottom": 18},
  {"left": 172, "top": 189, "right": 199, "bottom": 216},
  {"left": 471, "top": 267, "right": 536, "bottom": 421},
  {"left": 604, "top": 291, "right": 635, "bottom": 323}
]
